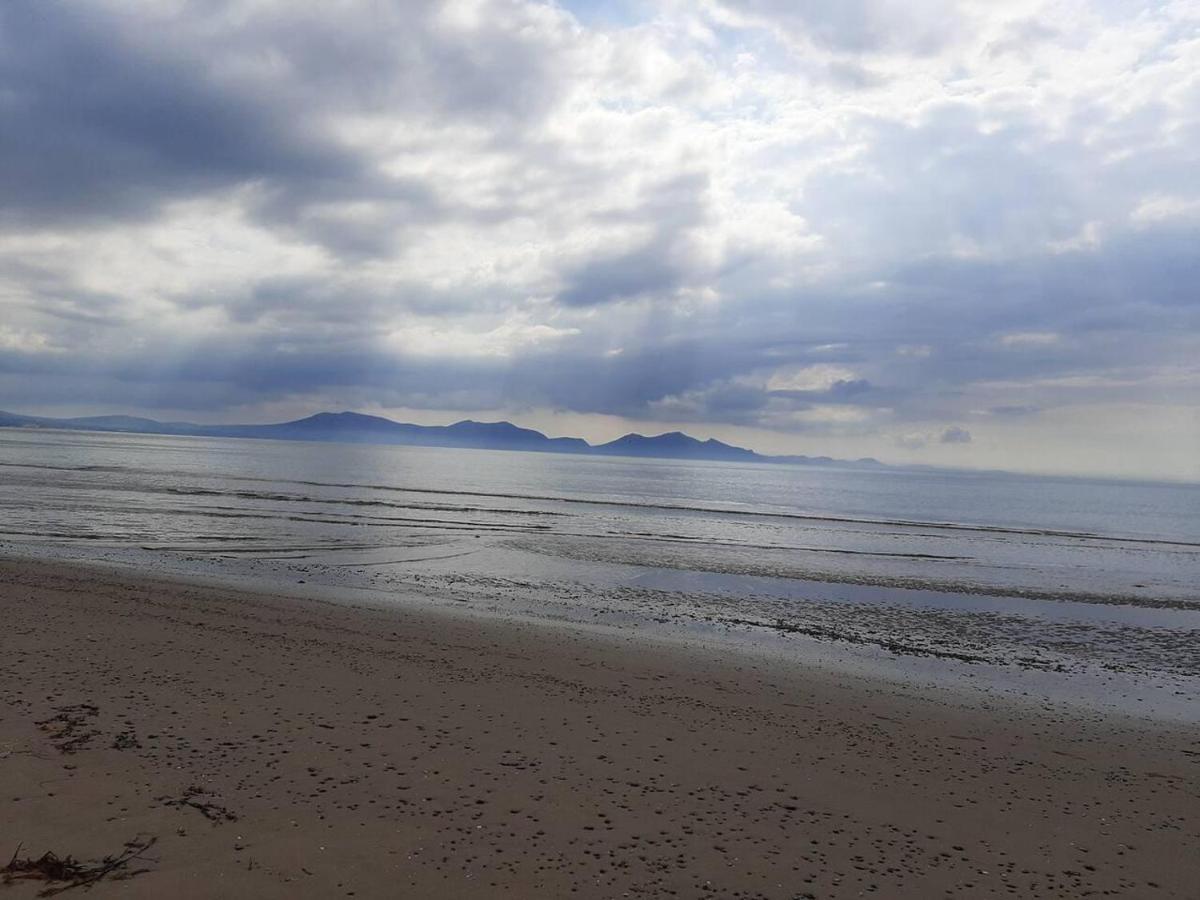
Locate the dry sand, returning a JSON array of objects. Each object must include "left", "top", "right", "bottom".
[{"left": 1, "top": 557, "right": 1196, "bottom": 898}]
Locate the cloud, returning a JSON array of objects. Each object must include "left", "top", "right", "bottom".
[
  {"left": 556, "top": 235, "right": 691, "bottom": 307},
  {"left": 998, "top": 332, "right": 1060, "bottom": 348},
  {"left": 940, "top": 426, "right": 972, "bottom": 444},
  {"left": 766, "top": 365, "right": 861, "bottom": 392},
  {"left": 0, "top": 2, "right": 365, "bottom": 229},
  {"left": 0, "top": 0, "right": 1197, "bottom": 478},
  {"left": 0, "top": 0, "right": 576, "bottom": 252},
  {"left": 711, "top": 0, "right": 966, "bottom": 56},
  {"left": 892, "top": 425, "right": 972, "bottom": 449},
  {"left": 555, "top": 172, "right": 713, "bottom": 306}
]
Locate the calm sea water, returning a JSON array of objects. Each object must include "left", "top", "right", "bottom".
[{"left": 2, "top": 428, "right": 1198, "bottom": 716}]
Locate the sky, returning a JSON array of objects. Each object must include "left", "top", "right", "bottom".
[{"left": 1, "top": 0, "right": 1198, "bottom": 480}]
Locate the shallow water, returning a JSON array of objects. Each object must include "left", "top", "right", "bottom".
[{"left": 2, "top": 428, "right": 1198, "bottom": 718}]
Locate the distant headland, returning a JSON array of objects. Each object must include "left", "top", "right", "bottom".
[{"left": 0, "top": 409, "right": 884, "bottom": 468}]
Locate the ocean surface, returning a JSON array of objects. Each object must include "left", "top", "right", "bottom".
[{"left": 3, "top": 428, "right": 1198, "bottom": 718}]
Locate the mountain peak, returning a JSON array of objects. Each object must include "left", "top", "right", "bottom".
[{"left": 595, "top": 430, "right": 758, "bottom": 460}]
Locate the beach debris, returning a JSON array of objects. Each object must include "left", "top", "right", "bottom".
[
  {"left": 111, "top": 730, "right": 142, "bottom": 751},
  {"left": 498, "top": 752, "right": 534, "bottom": 770},
  {"left": 159, "top": 785, "right": 238, "bottom": 823},
  {"left": 2, "top": 835, "right": 156, "bottom": 895},
  {"left": 35, "top": 705, "right": 99, "bottom": 755}
]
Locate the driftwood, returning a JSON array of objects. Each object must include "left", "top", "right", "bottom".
[{"left": 2, "top": 836, "right": 156, "bottom": 896}]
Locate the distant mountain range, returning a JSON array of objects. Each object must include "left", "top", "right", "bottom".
[{"left": 0, "top": 409, "right": 883, "bottom": 468}]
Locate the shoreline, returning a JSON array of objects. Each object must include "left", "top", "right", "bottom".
[
  {"left": 7, "top": 543, "right": 1197, "bottom": 725},
  {"left": 2, "top": 556, "right": 1198, "bottom": 897}
]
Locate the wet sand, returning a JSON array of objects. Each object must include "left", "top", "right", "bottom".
[{"left": 1, "top": 557, "right": 1196, "bottom": 898}]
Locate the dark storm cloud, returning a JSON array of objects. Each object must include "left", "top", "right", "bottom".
[
  {"left": 0, "top": 2, "right": 361, "bottom": 227},
  {"left": 0, "top": 316, "right": 762, "bottom": 422},
  {"left": 0, "top": 0, "right": 568, "bottom": 250},
  {"left": 874, "top": 223, "right": 1200, "bottom": 357},
  {"left": 551, "top": 218, "right": 1196, "bottom": 420}
]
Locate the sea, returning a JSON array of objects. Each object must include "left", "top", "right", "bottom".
[{"left": 2, "top": 428, "right": 1198, "bottom": 719}]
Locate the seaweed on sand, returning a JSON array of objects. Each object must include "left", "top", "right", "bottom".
[
  {"left": 2, "top": 836, "right": 157, "bottom": 896},
  {"left": 159, "top": 785, "right": 238, "bottom": 823}
]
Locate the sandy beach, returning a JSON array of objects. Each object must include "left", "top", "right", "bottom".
[{"left": 1, "top": 556, "right": 1196, "bottom": 898}]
